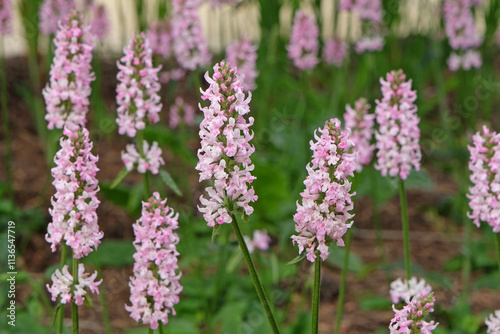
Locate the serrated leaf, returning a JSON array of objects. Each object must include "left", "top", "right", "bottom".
[
  {"left": 160, "top": 169, "right": 183, "bottom": 196},
  {"left": 110, "top": 166, "right": 131, "bottom": 189},
  {"left": 287, "top": 252, "right": 306, "bottom": 265}
]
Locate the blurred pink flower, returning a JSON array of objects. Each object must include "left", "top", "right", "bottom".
[
  {"left": 121, "top": 141, "right": 165, "bottom": 175},
  {"left": 0, "top": 0, "right": 12, "bottom": 35},
  {"left": 126, "top": 193, "right": 182, "bottom": 330},
  {"left": 226, "top": 37, "right": 259, "bottom": 91},
  {"left": 344, "top": 97, "right": 374, "bottom": 171},
  {"left": 486, "top": 310, "right": 500, "bottom": 334},
  {"left": 355, "top": 36, "right": 384, "bottom": 53},
  {"left": 169, "top": 97, "right": 195, "bottom": 128},
  {"left": 88, "top": 1, "right": 109, "bottom": 41},
  {"left": 390, "top": 277, "right": 432, "bottom": 304},
  {"left": 389, "top": 291, "right": 438, "bottom": 333},
  {"left": 147, "top": 20, "right": 172, "bottom": 59},
  {"left": 323, "top": 37, "right": 348, "bottom": 67},
  {"left": 339, "top": 0, "right": 382, "bottom": 23},
  {"left": 292, "top": 118, "right": 357, "bottom": 262},
  {"left": 287, "top": 10, "right": 319, "bottom": 70},
  {"left": 244, "top": 229, "right": 271, "bottom": 253},
  {"left": 39, "top": 0, "right": 75, "bottom": 35}
]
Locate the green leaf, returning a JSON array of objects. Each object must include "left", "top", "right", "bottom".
[
  {"left": 287, "top": 252, "right": 306, "bottom": 265},
  {"left": 359, "top": 295, "right": 392, "bottom": 310},
  {"left": 160, "top": 169, "right": 183, "bottom": 196},
  {"left": 84, "top": 294, "right": 94, "bottom": 309},
  {"left": 110, "top": 167, "right": 131, "bottom": 189}
]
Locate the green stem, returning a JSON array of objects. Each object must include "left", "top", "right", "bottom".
[
  {"left": 56, "top": 304, "right": 64, "bottom": 334},
  {"left": 158, "top": 323, "right": 164, "bottom": 334},
  {"left": 312, "top": 252, "right": 322, "bottom": 334},
  {"left": 98, "top": 278, "right": 112, "bottom": 334},
  {"left": 461, "top": 218, "right": 472, "bottom": 299},
  {"left": 136, "top": 131, "right": 150, "bottom": 198},
  {"left": 495, "top": 233, "right": 500, "bottom": 275},
  {"left": 335, "top": 228, "right": 352, "bottom": 334},
  {"left": 148, "top": 327, "right": 154, "bottom": 334},
  {"left": 0, "top": 37, "right": 13, "bottom": 201},
  {"left": 72, "top": 258, "right": 79, "bottom": 334},
  {"left": 230, "top": 213, "right": 281, "bottom": 334},
  {"left": 398, "top": 178, "right": 411, "bottom": 280}
]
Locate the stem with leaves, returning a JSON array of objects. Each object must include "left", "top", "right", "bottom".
[
  {"left": 312, "top": 253, "right": 321, "bottom": 334},
  {"left": 72, "top": 257, "right": 79, "bottom": 334}
]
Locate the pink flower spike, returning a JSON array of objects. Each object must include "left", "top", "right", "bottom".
[
  {"left": 196, "top": 61, "right": 257, "bottom": 227},
  {"left": 88, "top": 1, "right": 109, "bottom": 41},
  {"left": 287, "top": 10, "right": 319, "bottom": 70},
  {"left": 344, "top": 97, "right": 374, "bottom": 171},
  {"left": 121, "top": 141, "right": 165, "bottom": 175},
  {"left": 389, "top": 290, "right": 438, "bottom": 333},
  {"left": 486, "top": 310, "right": 500, "bottom": 334},
  {"left": 39, "top": 0, "right": 75, "bottom": 35},
  {"left": 147, "top": 20, "right": 172, "bottom": 59},
  {"left": 322, "top": 37, "right": 348, "bottom": 67},
  {"left": 43, "top": 10, "right": 95, "bottom": 131},
  {"left": 292, "top": 118, "right": 357, "bottom": 262},
  {"left": 390, "top": 277, "right": 432, "bottom": 304},
  {"left": 0, "top": 0, "right": 12, "bottom": 35},
  {"left": 226, "top": 37, "right": 259, "bottom": 91},
  {"left": 126, "top": 192, "right": 182, "bottom": 329}
]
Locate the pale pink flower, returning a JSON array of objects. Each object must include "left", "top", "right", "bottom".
[
  {"left": 287, "top": 10, "right": 319, "bottom": 70},
  {"left": 322, "top": 37, "right": 348, "bottom": 67},
  {"left": 46, "top": 126, "right": 103, "bottom": 259},
  {"left": 87, "top": 1, "right": 109, "bottom": 41},
  {"left": 47, "top": 264, "right": 101, "bottom": 306},
  {"left": 116, "top": 32, "right": 162, "bottom": 138},
  {"left": 39, "top": 0, "right": 75, "bottom": 35},
  {"left": 355, "top": 36, "right": 384, "bottom": 53},
  {"left": 147, "top": 20, "right": 172, "bottom": 59},
  {"left": 389, "top": 291, "right": 438, "bottom": 333},
  {"left": 344, "top": 97, "right": 374, "bottom": 171},
  {"left": 196, "top": 61, "right": 257, "bottom": 227},
  {"left": 486, "top": 310, "right": 500, "bottom": 334},
  {"left": 467, "top": 126, "right": 500, "bottom": 232},
  {"left": 447, "top": 52, "right": 462, "bottom": 71},
  {"left": 43, "top": 10, "right": 95, "bottom": 131},
  {"left": 126, "top": 193, "right": 182, "bottom": 330},
  {"left": 121, "top": 141, "right": 165, "bottom": 175},
  {"left": 390, "top": 277, "right": 432, "bottom": 304},
  {"left": 339, "top": 0, "right": 382, "bottom": 22},
  {"left": 169, "top": 97, "right": 195, "bottom": 128},
  {"left": 244, "top": 229, "right": 271, "bottom": 253},
  {"left": 0, "top": 0, "right": 12, "bottom": 35},
  {"left": 226, "top": 37, "right": 259, "bottom": 91},
  {"left": 292, "top": 118, "right": 357, "bottom": 262},
  {"left": 374, "top": 69, "right": 421, "bottom": 180}
]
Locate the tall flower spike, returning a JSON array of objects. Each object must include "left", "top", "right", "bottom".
[
  {"left": 87, "top": 1, "right": 110, "bottom": 42},
  {"left": 196, "top": 61, "right": 258, "bottom": 227},
  {"left": 486, "top": 310, "right": 500, "bottom": 334},
  {"left": 467, "top": 126, "right": 500, "bottom": 232},
  {"left": 43, "top": 10, "right": 95, "bottom": 131},
  {"left": 389, "top": 291, "right": 438, "bottom": 333},
  {"left": 39, "top": 0, "right": 75, "bottom": 35},
  {"left": 121, "top": 140, "right": 165, "bottom": 175},
  {"left": 147, "top": 20, "right": 172, "bottom": 59},
  {"left": 374, "top": 69, "right": 421, "bottom": 180},
  {"left": 0, "top": 0, "right": 12, "bottom": 35},
  {"left": 344, "top": 97, "right": 374, "bottom": 171},
  {"left": 46, "top": 126, "right": 103, "bottom": 259},
  {"left": 226, "top": 37, "right": 259, "bottom": 91},
  {"left": 116, "top": 32, "right": 162, "bottom": 138},
  {"left": 390, "top": 277, "right": 432, "bottom": 304},
  {"left": 287, "top": 10, "right": 319, "bottom": 70},
  {"left": 322, "top": 37, "right": 348, "bottom": 67},
  {"left": 292, "top": 118, "right": 357, "bottom": 262},
  {"left": 126, "top": 192, "right": 182, "bottom": 330}
]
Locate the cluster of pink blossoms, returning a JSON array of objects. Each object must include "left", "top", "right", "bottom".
[
  {"left": 126, "top": 193, "right": 182, "bottom": 330},
  {"left": 122, "top": 141, "right": 165, "bottom": 175},
  {"left": 196, "top": 61, "right": 258, "bottom": 227},
  {"left": 47, "top": 263, "right": 102, "bottom": 306},
  {"left": 43, "top": 11, "right": 95, "bottom": 131},
  {"left": 443, "top": 0, "right": 483, "bottom": 71},
  {"left": 226, "top": 37, "right": 259, "bottom": 91},
  {"left": 87, "top": 0, "right": 109, "bottom": 42},
  {"left": 116, "top": 32, "right": 162, "bottom": 138},
  {"left": 322, "top": 37, "right": 348, "bottom": 67},
  {"left": 287, "top": 10, "right": 319, "bottom": 70},
  {"left": 39, "top": 0, "right": 75, "bottom": 35},
  {"left": 244, "top": 229, "right": 271, "bottom": 254},
  {"left": 169, "top": 97, "right": 195, "bottom": 129},
  {"left": 147, "top": 20, "right": 172, "bottom": 59},
  {"left": 389, "top": 291, "right": 438, "bottom": 333},
  {"left": 344, "top": 97, "right": 374, "bottom": 171},
  {"left": 0, "top": 0, "right": 12, "bottom": 35},
  {"left": 46, "top": 127, "right": 103, "bottom": 258},
  {"left": 467, "top": 126, "right": 500, "bottom": 232},
  {"left": 486, "top": 310, "right": 500, "bottom": 334},
  {"left": 374, "top": 69, "right": 421, "bottom": 180},
  {"left": 390, "top": 277, "right": 432, "bottom": 304},
  {"left": 292, "top": 118, "right": 357, "bottom": 262},
  {"left": 171, "top": 0, "right": 211, "bottom": 70}
]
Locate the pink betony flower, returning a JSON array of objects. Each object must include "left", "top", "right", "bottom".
[
  {"left": 126, "top": 192, "right": 182, "bottom": 329},
  {"left": 226, "top": 37, "right": 259, "bottom": 91},
  {"left": 390, "top": 277, "right": 432, "bottom": 304},
  {"left": 344, "top": 97, "right": 375, "bottom": 171},
  {"left": 43, "top": 10, "right": 95, "bottom": 131},
  {"left": 39, "top": 0, "right": 75, "bottom": 35},
  {"left": 287, "top": 10, "right": 319, "bottom": 70},
  {"left": 46, "top": 127, "right": 103, "bottom": 259},
  {"left": 116, "top": 32, "right": 162, "bottom": 138},
  {"left": 244, "top": 229, "right": 271, "bottom": 254},
  {"left": 486, "top": 310, "right": 500, "bottom": 334},
  {"left": 339, "top": 0, "right": 382, "bottom": 22},
  {"left": 389, "top": 291, "right": 438, "bottom": 333},
  {"left": 147, "top": 20, "right": 172, "bottom": 59},
  {"left": 292, "top": 118, "right": 357, "bottom": 262},
  {"left": 87, "top": 1, "right": 109, "bottom": 41},
  {"left": 196, "top": 61, "right": 258, "bottom": 227},
  {"left": 0, "top": 0, "right": 12, "bottom": 35},
  {"left": 121, "top": 141, "right": 165, "bottom": 175},
  {"left": 467, "top": 126, "right": 500, "bottom": 232},
  {"left": 322, "top": 37, "right": 348, "bottom": 67},
  {"left": 169, "top": 97, "right": 196, "bottom": 128},
  {"left": 46, "top": 263, "right": 102, "bottom": 306},
  {"left": 374, "top": 69, "right": 421, "bottom": 180},
  {"left": 354, "top": 36, "right": 384, "bottom": 53}
]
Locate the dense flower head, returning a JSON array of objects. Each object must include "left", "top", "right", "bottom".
[
  {"left": 171, "top": 0, "right": 211, "bottom": 70},
  {"left": 125, "top": 192, "right": 182, "bottom": 329},
  {"left": 389, "top": 291, "right": 438, "bottom": 333},
  {"left": 244, "top": 229, "right": 271, "bottom": 254},
  {"left": 121, "top": 141, "right": 165, "bottom": 175},
  {"left": 390, "top": 277, "right": 433, "bottom": 304},
  {"left": 169, "top": 97, "right": 195, "bottom": 128},
  {"left": 374, "top": 69, "right": 421, "bottom": 180},
  {"left": 87, "top": 1, "right": 109, "bottom": 41},
  {"left": 292, "top": 118, "right": 357, "bottom": 262},
  {"left": 287, "top": 10, "right": 319, "bottom": 70},
  {"left": 322, "top": 37, "right": 348, "bottom": 67},
  {"left": 467, "top": 126, "right": 500, "bottom": 232},
  {"left": 226, "top": 37, "right": 259, "bottom": 91},
  {"left": 116, "top": 32, "right": 162, "bottom": 138},
  {"left": 43, "top": 10, "right": 95, "bottom": 131},
  {"left": 147, "top": 20, "right": 172, "bottom": 59},
  {"left": 0, "top": 0, "right": 12, "bottom": 35},
  {"left": 39, "top": 0, "right": 75, "bottom": 35},
  {"left": 344, "top": 98, "right": 374, "bottom": 171},
  {"left": 196, "top": 61, "right": 257, "bottom": 227},
  {"left": 47, "top": 263, "right": 101, "bottom": 306},
  {"left": 486, "top": 310, "right": 500, "bottom": 334},
  {"left": 46, "top": 126, "right": 103, "bottom": 259}
]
